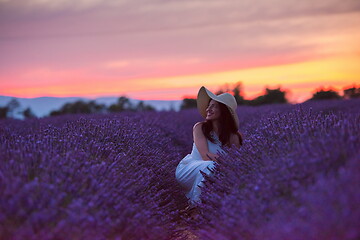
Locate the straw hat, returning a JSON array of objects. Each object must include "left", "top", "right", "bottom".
[{"left": 197, "top": 86, "right": 239, "bottom": 129}]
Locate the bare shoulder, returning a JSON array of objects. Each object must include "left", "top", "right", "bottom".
[
  {"left": 193, "top": 122, "right": 204, "bottom": 131},
  {"left": 193, "top": 122, "right": 206, "bottom": 139}
]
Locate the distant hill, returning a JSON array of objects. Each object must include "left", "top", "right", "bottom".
[{"left": 0, "top": 96, "right": 182, "bottom": 118}]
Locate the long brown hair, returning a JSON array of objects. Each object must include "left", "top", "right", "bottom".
[{"left": 201, "top": 101, "right": 243, "bottom": 146}]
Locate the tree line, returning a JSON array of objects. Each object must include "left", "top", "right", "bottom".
[
  {"left": 49, "top": 96, "right": 155, "bottom": 117},
  {"left": 0, "top": 96, "right": 155, "bottom": 119},
  {"left": 1, "top": 84, "right": 359, "bottom": 119},
  {"left": 180, "top": 83, "right": 360, "bottom": 110},
  {"left": 0, "top": 99, "right": 36, "bottom": 119}
]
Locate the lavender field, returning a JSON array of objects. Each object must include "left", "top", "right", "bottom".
[{"left": 1, "top": 99, "right": 359, "bottom": 240}]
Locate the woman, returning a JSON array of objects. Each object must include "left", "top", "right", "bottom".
[{"left": 175, "top": 86, "right": 242, "bottom": 205}]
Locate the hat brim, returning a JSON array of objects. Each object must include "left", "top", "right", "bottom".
[{"left": 197, "top": 86, "right": 239, "bottom": 130}]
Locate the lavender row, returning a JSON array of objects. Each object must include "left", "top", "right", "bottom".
[
  {"left": 0, "top": 111, "right": 197, "bottom": 240},
  {"left": 195, "top": 99, "right": 360, "bottom": 239},
  {"left": 1, "top": 99, "right": 359, "bottom": 239}
]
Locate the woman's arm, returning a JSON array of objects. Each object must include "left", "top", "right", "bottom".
[
  {"left": 193, "top": 122, "right": 219, "bottom": 161},
  {"left": 229, "top": 132, "right": 242, "bottom": 148}
]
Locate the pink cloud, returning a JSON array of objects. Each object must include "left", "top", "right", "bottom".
[{"left": 0, "top": 0, "right": 359, "bottom": 100}]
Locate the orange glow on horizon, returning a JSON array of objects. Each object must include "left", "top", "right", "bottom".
[{"left": 1, "top": 55, "right": 359, "bottom": 103}]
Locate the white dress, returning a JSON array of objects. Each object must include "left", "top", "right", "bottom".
[{"left": 175, "top": 132, "right": 223, "bottom": 204}]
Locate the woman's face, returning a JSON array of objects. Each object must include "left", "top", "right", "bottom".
[{"left": 206, "top": 100, "right": 221, "bottom": 121}]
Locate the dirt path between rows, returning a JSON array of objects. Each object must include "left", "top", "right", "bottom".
[
  {"left": 172, "top": 224, "right": 199, "bottom": 240},
  {"left": 170, "top": 209, "right": 201, "bottom": 240}
]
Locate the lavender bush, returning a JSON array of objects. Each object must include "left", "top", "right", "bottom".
[
  {"left": 0, "top": 112, "right": 193, "bottom": 240},
  {"left": 197, "top": 99, "right": 360, "bottom": 240},
  {"left": 0, "top": 99, "right": 359, "bottom": 240}
]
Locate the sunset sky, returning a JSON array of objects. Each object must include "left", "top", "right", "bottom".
[{"left": 0, "top": 0, "right": 359, "bottom": 103}]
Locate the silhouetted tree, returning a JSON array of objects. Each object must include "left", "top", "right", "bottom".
[
  {"left": 249, "top": 87, "right": 287, "bottom": 106},
  {"left": 343, "top": 86, "right": 360, "bottom": 99},
  {"left": 50, "top": 100, "right": 106, "bottom": 116},
  {"left": 23, "top": 107, "right": 36, "bottom": 119},
  {"left": 310, "top": 89, "right": 341, "bottom": 101},
  {"left": 180, "top": 98, "right": 197, "bottom": 110},
  {"left": 88, "top": 101, "right": 107, "bottom": 113},
  {"left": 266, "top": 88, "right": 287, "bottom": 103},
  {"left": 6, "top": 98, "right": 21, "bottom": 118},
  {"left": 0, "top": 106, "right": 8, "bottom": 119},
  {"left": 232, "top": 82, "right": 245, "bottom": 105},
  {"left": 135, "top": 101, "right": 155, "bottom": 111},
  {"left": 49, "top": 96, "right": 156, "bottom": 116},
  {"left": 215, "top": 83, "right": 231, "bottom": 95},
  {"left": 214, "top": 82, "right": 246, "bottom": 105},
  {"left": 108, "top": 96, "right": 133, "bottom": 112}
]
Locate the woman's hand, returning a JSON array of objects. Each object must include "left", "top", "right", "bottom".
[{"left": 206, "top": 152, "right": 219, "bottom": 161}]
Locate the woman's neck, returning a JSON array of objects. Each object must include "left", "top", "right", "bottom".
[{"left": 211, "top": 120, "right": 220, "bottom": 136}]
